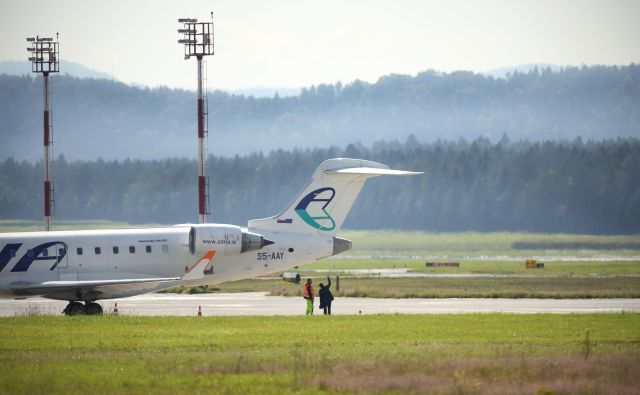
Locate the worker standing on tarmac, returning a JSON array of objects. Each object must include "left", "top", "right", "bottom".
[
  {"left": 319, "top": 276, "right": 334, "bottom": 315},
  {"left": 304, "top": 278, "right": 314, "bottom": 315}
]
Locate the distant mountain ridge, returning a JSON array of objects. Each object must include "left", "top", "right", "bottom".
[
  {"left": 0, "top": 64, "right": 638, "bottom": 161},
  {"left": 0, "top": 61, "right": 301, "bottom": 97}
]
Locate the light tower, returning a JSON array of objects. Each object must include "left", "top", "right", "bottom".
[
  {"left": 27, "top": 33, "right": 59, "bottom": 231},
  {"left": 178, "top": 14, "right": 214, "bottom": 224}
]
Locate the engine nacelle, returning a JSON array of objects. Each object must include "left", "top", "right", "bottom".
[{"left": 188, "top": 224, "right": 272, "bottom": 257}]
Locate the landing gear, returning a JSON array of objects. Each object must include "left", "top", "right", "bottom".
[
  {"left": 62, "top": 301, "right": 103, "bottom": 316},
  {"left": 84, "top": 301, "right": 103, "bottom": 315},
  {"left": 63, "top": 301, "right": 85, "bottom": 315}
]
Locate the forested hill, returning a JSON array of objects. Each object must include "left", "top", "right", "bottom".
[
  {"left": 1, "top": 65, "right": 639, "bottom": 161},
  {"left": 1, "top": 138, "right": 638, "bottom": 234}
]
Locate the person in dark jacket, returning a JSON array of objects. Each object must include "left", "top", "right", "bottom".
[{"left": 318, "top": 276, "right": 334, "bottom": 315}]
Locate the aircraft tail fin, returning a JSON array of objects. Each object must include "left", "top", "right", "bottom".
[{"left": 248, "top": 158, "right": 422, "bottom": 235}]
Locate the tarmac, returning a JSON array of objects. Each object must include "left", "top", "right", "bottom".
[{"left": 2, "top": 292, "right": 639, "bottom": 316}]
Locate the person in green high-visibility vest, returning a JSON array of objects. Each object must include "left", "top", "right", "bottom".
[{"left": 303, "top": 278, "right": 314, "bottom": 315}]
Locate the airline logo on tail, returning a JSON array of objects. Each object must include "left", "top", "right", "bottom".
[{"left": 294, "top": 187, "right": 336, "bottom": 231}]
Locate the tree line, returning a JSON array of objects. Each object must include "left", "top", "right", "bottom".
[{"left": 1, "top": 138, "right": 638, "bottom": 234}]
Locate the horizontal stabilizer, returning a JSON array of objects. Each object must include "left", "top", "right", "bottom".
[{"left": 326, "top": 167, "right": 423, "bottom": 176}]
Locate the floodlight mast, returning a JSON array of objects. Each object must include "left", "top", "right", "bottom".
[
  {"left": 27, "top": 33, "right": 59, "bottom": 231},
  {"left": 178, "top": 14, "right": 214, "bottom": 224}
]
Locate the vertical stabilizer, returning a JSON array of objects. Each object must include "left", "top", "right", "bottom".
[{"left": 248, "top": 158, "right": 422, "bottom": 235}]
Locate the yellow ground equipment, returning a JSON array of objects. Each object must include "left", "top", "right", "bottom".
[{"left": 525, "top": 259, "right": 545, "bottom": 269}]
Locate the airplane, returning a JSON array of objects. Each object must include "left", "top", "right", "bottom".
[{"left": 0, "top": 158, "right": 421, "bottom": 315}]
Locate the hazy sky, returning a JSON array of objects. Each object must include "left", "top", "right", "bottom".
[{"left": 1, "top": 0, "right": 638, "bottom": 90}]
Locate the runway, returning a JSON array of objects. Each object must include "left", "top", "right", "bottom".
[{"left": 2, "top": 292, "right": 639, "bottom": 316}]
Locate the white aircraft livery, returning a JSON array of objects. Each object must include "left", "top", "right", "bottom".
[{"left": 0, "top": 158, "right": 421, "bottom": 314}]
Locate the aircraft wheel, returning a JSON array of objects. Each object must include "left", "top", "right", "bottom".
[
  {"left": 84, "top": 302, "right": 103, "bottom": 315},
  {"left": 63, "top": 301, "right": 85, "bottom": 316}
]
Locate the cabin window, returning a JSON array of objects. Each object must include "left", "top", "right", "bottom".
[
  {"left": 129, "top": 246, "right": 135, "bottom": 254},
  {"left": 10, "top": 249, "right": 16, "bottom": 257},
  {"left": 113, "top": 246, "right": 119, "bottom": 254},
  {"left": 95, "top": 247, "right": 101, "bottom": 255},
  {"left": 77, "top": 247, "right": 83, "bottom": 255},
  {"left": 146, "top": 245, "right": 152, "bottom": 253},
  {"left": 162, "top": 244, "right": 169, "bottom": 253},
  {"left": 27, "top": 249, "right": 33, "bottom": 258},
  {"left": 58, "top": 247, "right": 65, "bottom": 256},
  {"left": 42, "top": 249, "right": 49, "bottom": 257}
]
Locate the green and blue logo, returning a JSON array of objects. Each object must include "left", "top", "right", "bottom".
[{"left": 295, "top": 187, "right": 336, "bottom": 231}]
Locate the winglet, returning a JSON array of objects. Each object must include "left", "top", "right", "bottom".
[{"left": 181, "top": 250, "right": 215, "bottom": 281}]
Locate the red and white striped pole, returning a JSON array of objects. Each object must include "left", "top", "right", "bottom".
[
  {"left": 196, "top": 54, "right": 207, "bottom": 224},
  {"left": 28, "top": 34, "right": 58, "bottom": 231},
  {"left": 179, "top": 16, "right": 213, "bottom": 224},
  {"left": 43, "top": 71, "right": 52, "bottom": 231}
]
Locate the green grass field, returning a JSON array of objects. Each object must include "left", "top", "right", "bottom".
[{"left": 0, "top": 314, "right": 638, "bottom": 395}]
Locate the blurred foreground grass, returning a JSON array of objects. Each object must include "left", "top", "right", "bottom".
[{"left": 0, "top": 314, "right": 638, "bottom": 395}]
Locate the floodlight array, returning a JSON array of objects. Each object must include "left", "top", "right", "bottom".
[
  {"left": 26, "top": 34, "right": 59, "bottom": 74},
  {"left": 177, "top": 15, "right": 213, "bottom": 60}
]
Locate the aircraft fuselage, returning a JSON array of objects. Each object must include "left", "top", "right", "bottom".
[{"left": 0, "top": 226, "right": 333, "bottom": 301}]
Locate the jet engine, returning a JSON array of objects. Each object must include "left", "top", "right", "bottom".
[{"left": 188, "top": 224, "right": 273, "bottom": 256}]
